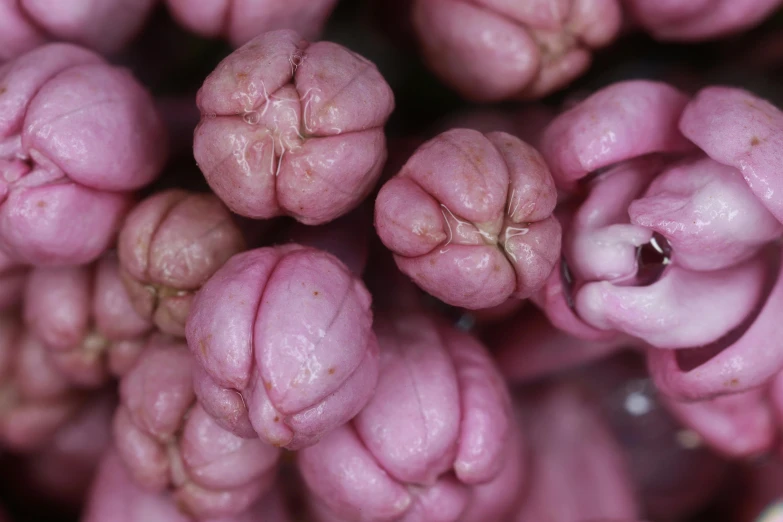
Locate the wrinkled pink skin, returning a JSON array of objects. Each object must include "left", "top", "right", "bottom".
[
  {"left": 623, "top": 0, "right": 783, "bottom": 41},
  {"left": 0, "top": 316, "right": 84, "bottom": 452},
  {"left": 166, "top": 0, "right": 339, "bottom": 47},
  {"left": 21, "top": 394, "right": 113, "bottom": 507},
  {"left": 0, "top": 44, "right": 167, "bottom": 266},
  {"left": 375, "top": 128, "right": 562, "bottom": 309},
  {"left": 194, "top": 30, "right": 394, "bottom": 225},
  {"left": 411, "top": 0, "right": 622, "bottom": 101},
  {"left": 299, "top": 311, "right": 522, "bottom": 522},
  {"left": 84, "top": 449, "right": 292, "bottom": 522},
  {"left": 114, "top": 336, "right": 280, "bottom": 518},
  {"left": 186, "top": 244, "right": 379, "bottom": 450},
  {"left": 118, "top": 189, "right": 246, "bottom": 337},
  {"left": 536, "top": 81, "right": 783, "bottom": 400},
  {"left": 24, "top": 255, "right": 153, "bottom": 387},
  {"left": 490, "top": 309, "right": 638, "bottom": 382},
  {"left": 510, "top": 383, "right": 639, "bottom": 521},
  {"left": 282, "top": 207, "right": 371, "bottom": 276},
  {"left": 0, "top": 0, "right": 157, "bottom": 61}
]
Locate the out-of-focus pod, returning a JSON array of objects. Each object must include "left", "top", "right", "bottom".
[
  {"left": 166, "top": 0, "right": 339, "bottom": 47},
  {"left": 299, "top": 309, "right": 522, "bottom": 522},
  {"left": 622, "top": 0, "right": 783, "bottom": 41},
  {"left": 0, "top": 0, "right": 157, "bottom": 61},
  {"left": 0, "top": 315, "right": 85, "bottom": 452},
  {"left": 24, "top": 254, "right": 153, "bottom": 387},
  {"left": 83, "top": 449, "right": 291, "bottom": 522},
  {"left": 186, "top": 244, "right": 379, "bottom": 450},
  {"left": 118, "top": 190, "right": 246, "bottom": 337},
  {"left": 408, "top": 0, "right": 622, "bottom": 101},
  {"left": 113, "top": 336, "right": 281, "bottom": 519},
  {"left": 509, "top": 382, "right": 639, "bottom": 521},
  {"left": 15, "top": 393, "right": 114, "bottom": 507},
  {"left": 0, "top": 43, "right": 167, "bottom": 266},
  {"left": 194, "top": 30, "right": 394, "bottom": 225}
]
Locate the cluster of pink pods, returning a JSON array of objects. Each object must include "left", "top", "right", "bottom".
[{"left": 1, "top": 1, "right": 783, "bottom": 522}]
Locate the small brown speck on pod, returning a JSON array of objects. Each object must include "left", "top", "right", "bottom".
[
  {"left": 313, "top": 291, "right": 319, "bottom": 296},
  {"left": 265, "top": 381, "right": 273, "bottom": 391},
  {"left": 328, "top": 367, "right": 336, "bottom": 375},
  {"left": 0, "top": 87, "right": 6, "bottom": 95},
  {"left": 274, "top": 416, "right": 280, "bottom": 422},
  {"left": 36, "top": 201, "right": 46, "bottom": 208},
  {"left": 750, "top": 136, "right": 761, "bottom": 146}
]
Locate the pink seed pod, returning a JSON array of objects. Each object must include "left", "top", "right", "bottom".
[
  {"left": 118, "top": 189, "right": 247, "bottom": 337},
  {"left": 114, "top": 335, "right": 281, "bottom": 519},
  {"left": 410, "top": 0, "right": 623, "bottom": 101},
  {"left": 0, "top": 43, "right": 168, "bottom": 266},
  {"left": 23, "top": 254, "right": 153, "bottom": 387},
  {"left": 186, "top": 244, "right": 379, "bottom": 450},
  {"left": 535, "top": 80, "right": 783, "bottom": 399},
  {"left": 19, "top": 393, "right": 113, "bottom": 507},
  {"left": 0, "top": 0, "right": 157, "bottom": 61},
  {"left": 375, "top": 128, "right": 561, "bottom": 309},
  {"left": 622, "top": 0, "right": 783, "bottom": 41},
  {"left": 84, "top": 449, "right": 292, "bottom": 522},
  {"left": 298, "top": 310, "right": 522, "bottom": 522},
  {"left": 510, "top": 383, "right": 639, "bottom": 521},
  {"left": 194, "top": 29, "right": 394, "bottom": 225},
  {"left": 166, "top": 0, "right": 339, "bottom": 47},
  {"left": 0, "top": 317, "right": 85, "bottom": 452}
]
